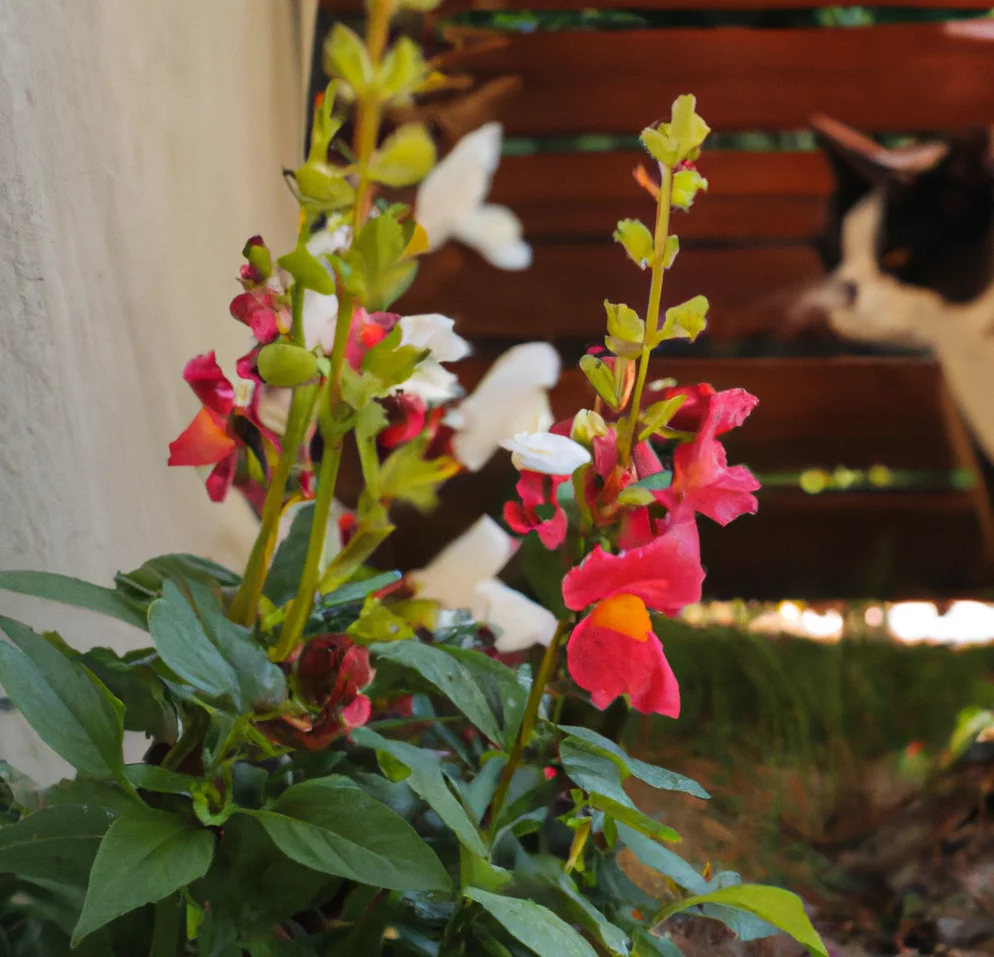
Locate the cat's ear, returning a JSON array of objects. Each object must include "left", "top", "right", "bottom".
[{"left": 811, "top": 114, "right": 948, "bottom": 190}]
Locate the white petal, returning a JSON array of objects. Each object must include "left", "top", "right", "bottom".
[
  {"left": 307, "top": 223, "right": 352, "bottom": 258},
  {"left": 450, "top": 342, "right": 561, "bottom": 471},
  {"left": 410, "top": 515, "right": 516, "bottom": 610},
  {"left": 256, "top": 386, "right": 291, "bottom": 435},
  {"left": 455, "top": 204, "right": 532, "bottom": 271},
  {"left": 302, "top": 289, "right": 338, "bottom": 354},
  {"left": 471, "top": 579, "right": 558, "bottom": 652},
  {"left": 415, "top": 123, "right": 503, "bottom": 251},
  {"left": 392, "top": 360, "right": 462, "bottom": 404},
  {"left": 500, "top": 432, "right": 591, "bottom": 475},
  {"left": 398, "top": 313, "right": 472, "bottom": 363}
]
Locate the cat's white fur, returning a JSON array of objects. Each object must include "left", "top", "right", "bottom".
[{"left": 820, "top": 191, "right": 994, "bottom": 460}]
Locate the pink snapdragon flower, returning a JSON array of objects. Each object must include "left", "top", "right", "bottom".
[
  {"left": 504, "top": 472, "right": 569, "bottom": 549},
  {"left": 561, "top": 521, "right": 704, "bottom": 716},
  {"left": 657, "top": 388, "right": 760, "bottom": 526}
]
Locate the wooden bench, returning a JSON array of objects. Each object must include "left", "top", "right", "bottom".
[{"left": 317, "top": 0, "right": 994, "bottom": 598}]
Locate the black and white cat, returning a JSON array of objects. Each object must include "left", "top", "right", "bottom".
[{"left": 809, "top": 115, "right": 994, "bottom": 459}]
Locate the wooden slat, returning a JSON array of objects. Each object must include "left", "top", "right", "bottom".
[
  {"left": 398, "top": 243, "right": 823, "bottom": 341},
  {"left": 453, "top": 25, "right": 994, "bottom": 134},
  {"left": 492, "top": 151, "right": 831, "bottom": 240},
  {"left": 373, "top": 357, "right": 985, "bottom": 598},
  {"left": 321, "top": 0, "right": 994, "bottom": 12}
]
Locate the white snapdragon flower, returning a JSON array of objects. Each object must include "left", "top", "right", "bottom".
[
  {"left": 411, "top": 516, "right": 557, "bottom": 653},
  {"left": 501, "top": 432, "right": 591, "bottom": 475},
  {"left": 449, "top": 342, "right": 560, "bottom": 471},
  {"left": 415, "top": 123, "right": 532, "bottom": 271},
  {"left": 392, "top": 314, "right": 471, "bottom": 405}
]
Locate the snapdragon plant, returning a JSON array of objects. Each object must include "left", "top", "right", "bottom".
[{"left": 0, "top": 3, "right": 827, "bottom": 956}]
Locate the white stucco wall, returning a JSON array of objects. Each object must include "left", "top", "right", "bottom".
[{"left": 0, "top": 0, "right": 316, "bottom": 780}]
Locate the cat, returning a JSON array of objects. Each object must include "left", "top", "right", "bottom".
[{"left": 807, "top": 114, "right": 994, "bottom": 460}]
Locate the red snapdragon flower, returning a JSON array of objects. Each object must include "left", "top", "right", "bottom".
[
  {"left": 263, "top": 636, "right": 375, "bottom": 751},
  {"left": 504, "top": 472, "right": 569, "bottom": 549},
  {"left": 657, "top": 388, "right": 760, "bottom": 526},
  {"left": 230, "top": 286, "right": 289, "bottom": 344},
  {"left": 345, "top": 306, "right": 398, "bottom": 370},
  {"left": 379, "top": 392, "right": 428, "bottom": 450},
  {"left": 561, "top": 521, "right": 704, "bottom": 716},
  {"left": 167, "top": 352, "right": 278, "bottom": 503}
]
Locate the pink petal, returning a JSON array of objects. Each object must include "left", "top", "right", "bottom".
[
  {"left": 340, "top": 694, "right": 372, "bottom": 729},
  {"left": 341, "top": 645, "right": 375, "bottom": 689},
  {"left": 183, "top": 352, "right": 234, "bottom": 416},
  {"left": 535, "top": 507, "right": 567, "bottom": 550},
  {"left": 517, "top": 471, "right": 547, "bottom": 512},
  {"left": 168, "top": 407, "right": 237, "bottom": 467},
  {"left": 632, "top": 440, "right": 665, "bottom": 479},
  {"left": 592, "top": 430, "right": 619, "bottom": 481},
  {"left": 562, "top": 521, "right": 703, "bottom": 615},
  {"left": 205, "top": 454, "right": 238, "bottom": 502},
  {"left": 504, "top": 501, "right": 534, "bottom": 536},
  {"left": 566, "top": 617, "right": 680, "bottom": 717}
]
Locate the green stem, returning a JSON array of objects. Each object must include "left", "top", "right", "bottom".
[
  {"left": 352, "top": 0, "right": 391, "bottom": 233},
  {"left": 160, "top": 708, "right": 209, "bottom": 772},
  {"left": 229, "top": 378, "right": 319, "bottom": 626},
  {"left": 273, "top": 291, "right": 355, "bottom": 660},
  {"left": 621, "top": 164, "right": 673, "bottom": 464},
  {"left": 488, "top": 622, "right": 570, "bottom": 839}
]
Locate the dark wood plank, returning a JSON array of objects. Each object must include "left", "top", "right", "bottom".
[
  {"left": 492, "top": 151, "right": 831, "bottom": 240},
  {"left": 322, "top": 0, "right": 994, "bottom": 12},
  {"left": 399, "top": 242, "right": 823, "bottom": 341},
  {"left": 450, "top": 25, "right": 994, "bottom": 134}
]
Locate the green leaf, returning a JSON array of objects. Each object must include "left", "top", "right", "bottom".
[
  {"left": 148, "top": 581, "right": 285, "bottom": 712},
  {"left": 0, "top": 571, "right": 147, "bottom": 630},
  {"left": 147, "top": 581, "right": 238, "bottom": 701},
  {"left": 277, "top": 242, "right": 336, "bottom": 295},
  {"left": 349, "top": 214, "right": 419, "bottom": 312},
  {"left": 604, "top": 301, "right": 645, "bottom": 359},
  {"left": 613, "top": 219, "right": 654, "bottom": 269},
  {"left": 371, "top": 641, "right": 504, "bottom": 744},
  {"left": 579, "top": 354, "right": 621, "bottom": 410},
  {"left": 633, "top": 929, "right": 685, "bottom": 957},
  {"left": 368, "top": 123, "right": 436, "bottom": 187},
  {"left": 465, "top": 888, "right": 599, "bottom": 957},
  {"left": 72, "top": 808, "right": 214, "bottom": 946},
  {"left": 671, "top": 169, "right": 708, "bottom": 211},
  {"left": 0, "top": 805, "right": 114, "bottom": 884},
  {"left": 559, "top": 726, "right": 709, "bottom": 799},
  {"left": 616, "top": 822, "right": 709, "bottom": 894},
  {"left": 378, "top": 37, "right": 427, "bottom": 99},
  {"left": 318, "top": 570, "right": 402, "bottom": 609},
  {"left": 669, "top": 94, "right": 710, "bottom": 162},
  {"left": 0, "top": 618, "right": 126, "bottom": 782},
  {"left": 348, "top": 598, "right": 415, "bottom": 644},
  {"left": 521, "top": 531, "right": 569, "bottom": 619},
  {"left": 258, "top": 343, "right": 319, "bottom": 388},
  {"left": 559, "top": 739, "right": 634, "bottom": 807},
  {"left": 640, "top": 126, "right": 680, "bottom": 168},
  {"left": 589, "top": 794, "right": 681, "bottom": 844},
  {"left": 248, "top": 776, "right": 450, "bottom": 892},
  {"left": 442, "top": 646, "right": 528, "bottom": 743},
  {"left": 660, "top": 295, "right": 709, "bottom": 344},
  {"left": 362, "top": 325, "right": 426, "bottom": 389},
  {"left": 631, "top": 471, "right": 673, "bottom": 493},
  {"left": 544, "top": 871, "right": 630, "bottom": 957},
  {"left": 124, "top": 765, "right": 199, "bottom": 795},
  {"left": 324, "top": 23, "right": 373, "bottom": 92},
  {"left": 352, "top": 728, "right": 488, "bottom": 856},
  {"left": 658, "top": 885, "right": 827, "bottom": 957},
  {"left": 264, "top": 504, "right": 316, "bottom": 606},
  {"left": 662, "top": 235, "right": 680, "bottom": 269},
  {"left": 293, "top": 162, "right": 356, "bottom": 213},
  {"left": 638, "top": 395, "right": 689, "bottom": 443},
  {"left": 378, "top": 438, "right": 461, "bottom": 512}
]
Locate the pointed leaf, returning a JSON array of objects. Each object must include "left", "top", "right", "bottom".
[
  {"left": 0, "top": 617, "right": 125, "bottom": 781},
  {"left": 324, "top": 23, "right": 373, "bottom": 92},
  {"left": 560, "top": 726, "right": 709, "bottom": 799},
  {"left": 371, "top": 641, "right": 504, "bottom": 744},
  {"left": 352, "top": 727, "right": 488, "bottom": 856},
  {"left": 659, "top": 295, "right": 709, "bottom": 344},
  {"left": 368, "top": 124, "right": 436, "bottom": 187},
  {"left": 465, "top": 887, "right": 599, "bottom": 957},
  {"left": 72, "top": 808, "right": 214, "bottom": 946},
  {"left": 659, "top": 885, "right": 827, "bottom": 957},
  {"left": 613, "top": 219, "right": 654, "bottom": 269},
  {"left": 579, "top": 355, "right": 621, "bottom": 410},
  {"left": 0, "top": 571, "right": 147, "bottom": 630},
  {"left": 248, "top": 776, "right": 450, "bottom": 892},
  {"left": 0, "top": 804, "right": 114, "bottom": 884}
]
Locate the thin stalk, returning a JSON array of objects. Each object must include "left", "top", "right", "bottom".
[
  {"left": 488, "top": 622, "right": 569, "bottom": 839},
  {"left": 229, "top": 378, "right": 319, "bottom": 626},
  {"left": 273, "top": 292, "right": 354, "bottom": 660},
  {"left": 621, "top": 164, "right": 673, "bottom": 464},
  {"left": 352, "top": 0, "right": 391, "bottom": 233}
]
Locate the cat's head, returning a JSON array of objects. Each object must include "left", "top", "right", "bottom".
[{"left": 809, "top": 115, "right": 994, "bottom": 347}]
